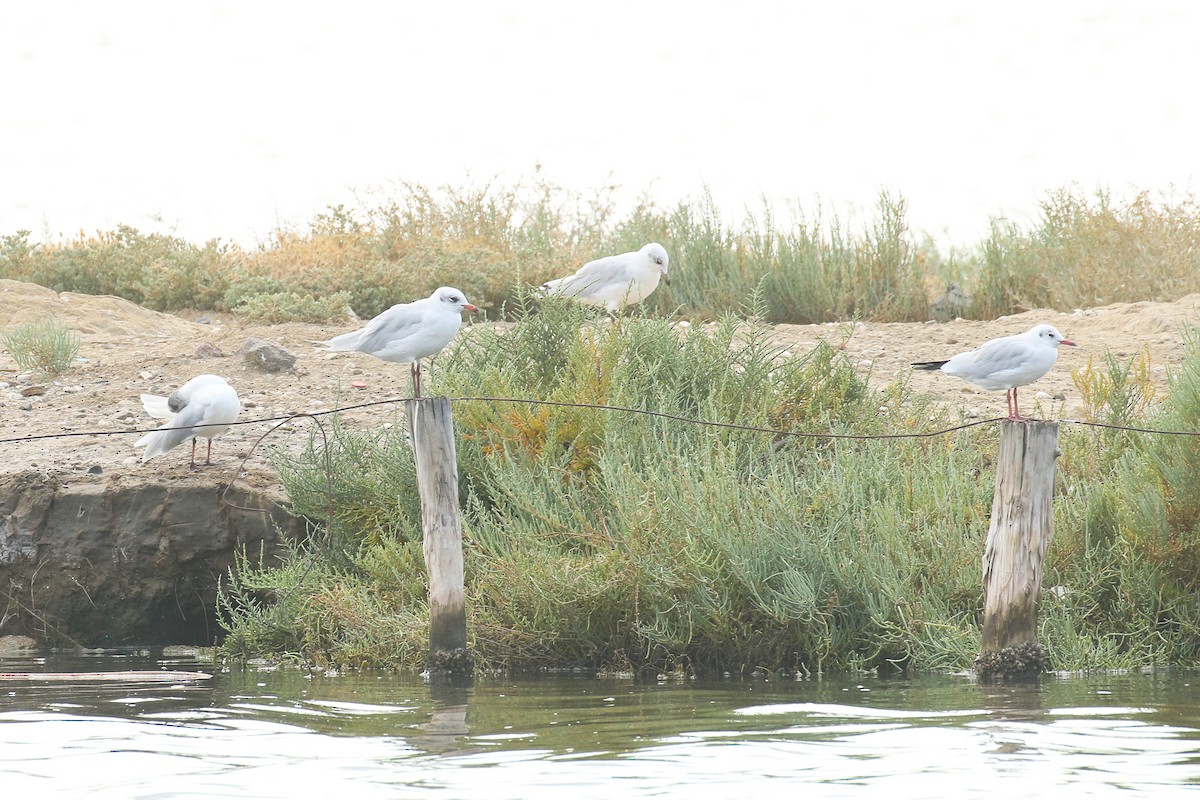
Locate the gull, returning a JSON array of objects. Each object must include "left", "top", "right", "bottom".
[
  {"left": 911, "top": 324, "right": 1077, "bottom": 420},
  {"left": 540, "top": 243, "right": 670, "bottom": 314},
  {"left": 136, "top": 374, "right": 241, "bottom": 466},
  {"left": 316, "top": 286, "right": 478, "bottom": 397}
]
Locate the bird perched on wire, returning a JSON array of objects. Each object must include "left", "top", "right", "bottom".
[
  {"left": 316, "top": 286, "right": 478, "bottom": 397},
  {"left": 539, "top": 243, "right": 670, "bottom": 314},
  {"left": 911, "top": 323, "right": 1077, "bottom": 420},
  {"left": 136, "top": 374, "right": 241, "bottom": 467}
]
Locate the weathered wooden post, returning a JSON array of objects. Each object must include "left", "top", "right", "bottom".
[
  {"left": 975, "top": 420, "right": 1059, "bottom": 680},
  {"left": 405, "top": 397, "right": 474, "bottom": 677}
]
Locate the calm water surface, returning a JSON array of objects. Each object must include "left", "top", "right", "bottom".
[{"left": 2, "top": 650, "right": 1199, "bottom": 799}]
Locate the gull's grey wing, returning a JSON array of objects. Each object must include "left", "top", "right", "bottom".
[
  {"left": 945, "top": 336, "right": 1048, "bottom": 388},
  {"left": 962, "top": 337, "right": 1029, "bottom": 372},
  {"left": 573, "top": 252, "right": 636, "bottom": 282},
  {"left": 556, "top": 253, "right": 638, "bottom": 296},
  {"left": 137, "top": 400, "right": 210, "bottom": 459},
  {"left": 350, "top": 304, "right": 432, "bottom": 354}
]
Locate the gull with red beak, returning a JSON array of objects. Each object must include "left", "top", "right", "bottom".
[
  {"left": 912, "top": 324, "right": 1077, "bottom": 420},
  {"left": 317, "top": 286, "right": 478, "bottom": 397}
]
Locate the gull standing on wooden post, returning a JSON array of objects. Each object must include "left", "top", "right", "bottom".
[
  {"left": 911, "top": 324, "right": 1076, "bottom": 420},
  {"left": 540, "top": 243, "right": 670, "bottom": 314},
  {"left": 135, "top": 374, "right": 241, "bottom": 467},
  {"left": 317, "top": 286, "right": 478, "bottom": 397}
]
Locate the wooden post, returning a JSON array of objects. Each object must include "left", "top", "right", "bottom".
[
  {"left": 975, "top": 420, "right": 1059, "bottom": 680},
  {"left": 406, "top": 397, "right": 473, "bottom": 676}
]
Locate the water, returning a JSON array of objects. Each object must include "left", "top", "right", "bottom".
[{"left": 2, "top": 650, "right": 1199, "bottom": 798}]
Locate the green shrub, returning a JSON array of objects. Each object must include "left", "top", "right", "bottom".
[
  {"left": 1, "top": 316, "right": 80, "bottom": 376},
  {"left": 968, "top": 188, "right": 1200, "bottom": 318},
  {"left": 7, "top": 181, "right": 1200, "bottom": 324},
  {"left": 222, "top": 297, "right": 1004, "bottom": 673},
  {"left": 221, "top": 274, "right": 352, "bottom": 323},
  {"left": 221, "top": 312, "right": 1200, "bottom": 673}
]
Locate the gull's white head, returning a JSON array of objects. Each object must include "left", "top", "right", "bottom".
[
  {"left": 1028, "top": 324, "right": 1076, "bottom": 348},
  {"left": 641, "top": 243, "right": 670, "bottom": 283},
  {"left": 432, "top": 286, "right": 478, "bottom": 314}
]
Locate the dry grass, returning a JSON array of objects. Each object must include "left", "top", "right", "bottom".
[
  {"left": 4, "top": 181, "right": 1200, "bottom": 325},
  {"left": 969, "top": 187, "right": 1200, "bottom": 317}
]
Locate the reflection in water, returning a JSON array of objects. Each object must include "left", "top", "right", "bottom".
[
  {"left": 416, "top": 684, "right": 471, "bottom": 754},
  {"left": 1, "top": 651, "right": 1199, "bottom": 798},
  {"left": 973, "top": 678, "right": 1051, "bottom": 721}
]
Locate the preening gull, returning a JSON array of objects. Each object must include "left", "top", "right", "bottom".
[
  {"left": 316, "top": 286, "right": 477, "bottom": 397},
  {"left": 136, "top": 374, "right": 241, "bottom": 466},
  {"left": 540, "top": 243, "right": 670, "bottom": 314},
  {"left": 911, "top": 324, "right": 1077, "bottom": 420}
]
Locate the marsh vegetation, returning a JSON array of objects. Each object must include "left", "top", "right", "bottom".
[
  {"left": 4, "top": 182, "right": 1200, "bottom": 325},
  {"left": 218, "top": 300, "right": 1200, "bottom": 675},
  {"left": 4, "top": 179, "right": 1200, "bottom": 674}
]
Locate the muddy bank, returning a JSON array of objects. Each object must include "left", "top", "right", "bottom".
[{"left": 0, "top": 470, "right": 304, "bottom": 646}]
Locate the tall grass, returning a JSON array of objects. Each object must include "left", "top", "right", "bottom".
[
  {"left": 5, "top": 181, "right": 1200, "bottom": 324},
  {"left": 225, "top": 297, "right": 989, "bottom": 673},
  {"left": 969, "top": 187, "right": 1200, "bottom": 317},
  {"left": 1041, "top": 330, "right": 1200, "bottom": 669},
  {"left": 218, "top": 297, "right": 1200, "bottom": 674}
]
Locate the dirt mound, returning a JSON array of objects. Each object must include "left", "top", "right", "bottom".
[{"left": 0, "top": 279, "right": 202, "bottom": 340}]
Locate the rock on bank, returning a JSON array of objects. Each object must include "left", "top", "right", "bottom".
[{"left": 0, "top": 470, "right": 303, "bottom": 646}]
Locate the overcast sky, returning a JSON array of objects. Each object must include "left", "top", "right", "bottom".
[{"left": 4, "top": 1, "right": 1198, "bottom": 248}]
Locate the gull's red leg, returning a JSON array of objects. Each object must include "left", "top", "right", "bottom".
[{"left": 1010, "top": 387, "right": 1026, "bottom": 421}]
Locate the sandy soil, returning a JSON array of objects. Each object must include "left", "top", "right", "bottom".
[{"left": 3, "top": 278, "right": 1199, "bottom": 489}]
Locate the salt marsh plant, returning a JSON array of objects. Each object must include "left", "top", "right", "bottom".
[
  {"left": 1071, "top": 347, "right": 1158, "bottom": 426},
  {"left": 222, "top": 296, "right": 1001, "bottom": 673},
  {"left": 0, "top": 182, "right": 932, "bottom": 324},
  {"left": 969, "top": 187, "right": 1200, "bottom": 318},
  {"left": 0, "top": 316, "right": 80, "bottom": 377},
  {"left": 222, "top": 309, "right": 1200, "bottom": 674},
  {"left": 6, "top": 181, "right": 1200, "bottom": 325},
  {"left": 0, "top": 226, "right": 233, "bottom": 311},
  {"left": 221, "top": 275, "right": 355, "bottom": 324},
  {"left": 1047, "top": 334, "right": 1200, "bottom": 668}
]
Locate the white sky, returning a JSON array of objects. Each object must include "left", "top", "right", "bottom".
[{"left": 3, "top": 1, "right": 1198, "bottom": 248}]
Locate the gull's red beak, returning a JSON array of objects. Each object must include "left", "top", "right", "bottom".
[
  {"left": 1061, "top": 338, "right": 1077, "bottom": 346},
  {"left": 462, "top": 303, "right": 479, "bottom": 313}
]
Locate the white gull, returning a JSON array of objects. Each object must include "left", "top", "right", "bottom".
[
  {"left": 540, "top": 243, "right": 670, "bottom": 314},
  {"left": 136, "top": 374, "right": 241, "bottom": 466},
  {"left": 911, "top": 324, "right": 1077, "bottom": 420},
  {"left": 316, "top": 286, "right": 477, "bottom": 397}
]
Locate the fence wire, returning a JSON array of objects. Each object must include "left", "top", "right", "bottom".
[{"left": 1, "top": 395, "right": 1198, "bottom": 447}]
